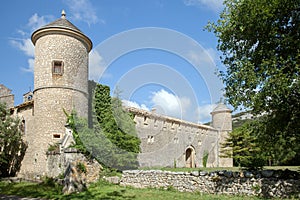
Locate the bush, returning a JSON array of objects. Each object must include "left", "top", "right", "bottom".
[{"left": 202, "top": 151, "right": 209, "bottom": 168}]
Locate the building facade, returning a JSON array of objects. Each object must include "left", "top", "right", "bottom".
[
  {"left": 0, "top": 11, "right": 232, "bottom": 178},
  {"left": 11, "top": 11, "right": 92, "bottom": 178},
  {"left": 128, "top": 105, "right": 232, "bottom": 168}
]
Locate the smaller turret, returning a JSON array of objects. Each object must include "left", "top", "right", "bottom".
[
  {"left": 211, "top": 102, "right": 232, "bottom": 131},
  {"left": 211, "top": 102, "right": 233, "bottom": 167}
]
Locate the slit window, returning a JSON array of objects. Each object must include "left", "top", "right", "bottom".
[
  {"left": 53, "top": 134, "right": 61, "bottom": 139},
  {"left": 52, "top": 60, "right": 64, "bottom": 75}
]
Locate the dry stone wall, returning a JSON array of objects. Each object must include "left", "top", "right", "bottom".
[{"left": 120, "top": 170, "right": 300, "bottom": 198}]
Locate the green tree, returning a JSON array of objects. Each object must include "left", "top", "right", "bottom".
[
  {"left": 207, "top": 0, "right": 300, "bottom": 165},
  {"left": 0, "top": 102, "right": 27, "bottom": 177},
  {"left": 67, "top": 83, "right": 140, "bottom": 171},
  {"left": 94, "top": 84, "right": 140, "bottom": 153},
  {"left": 221, "top": 120, "right": 266, "bottom": 169}
]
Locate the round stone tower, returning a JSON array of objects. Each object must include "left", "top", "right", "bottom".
[
  {"left": 27, "top": 10, "right": 92, "bottom": 176},
  {"left": 211, "top": 102, "right": 232, "bottom": 131},
  {"left": 211, "top": 102, "right": 233, "bottom": 167}
]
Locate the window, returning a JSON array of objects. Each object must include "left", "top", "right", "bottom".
[
  {"left": 174, "top": 137, "right": 179, "bottom": 144},
  {"left": 52, "top": 60, "right": 64, "bottom": 75},
  {"left": 27, "top": 95, "right": 33, "bottom": 100},
  {"left": 147, "top": 135, "right": 154, "bottom": 144},
  {"left": 20, "top": 119, "right": 25, "bottom": 134},
  {"left": 143, "top": 116, "right": 148, "bottom": 125},
  {"left": 53, "top": 133, "right": 61, "bottom": 139}
]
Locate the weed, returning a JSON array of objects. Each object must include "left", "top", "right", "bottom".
[{"left": 76, "top": 162, "right": 87, "bottom": 174}]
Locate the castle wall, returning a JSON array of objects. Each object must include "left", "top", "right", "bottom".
[
  {"left": 19, "top": 32, "right": 89, "bottom": 177},
  {"left": 128, "top": 108, "right": 221, "bottom": 168},
  {"left": 12, "top": 102, "right": 36, "bottom": 177},
  {"left": 0, "top": 84, "right": 14, "bottom": 108}
]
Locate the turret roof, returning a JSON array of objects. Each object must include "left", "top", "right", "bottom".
[
  {"left": 31, "top": 10, "right": 92, "bottom": 51},
  {"left": 40, "top": 12, "right": 82, "bottom": 33},
  {"left": 212, "top": 102, "right": 231, "bottom": 113}
]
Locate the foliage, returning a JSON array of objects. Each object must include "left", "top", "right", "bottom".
[
  {"left": 202, "top": 151, "right": 209, "bottom": 168},
  {"left": 65, "top": 83, "right": 140, "bottom": 171},
  {"left": 221, "top": 121, "right": 266, "bottom": 169},
  {"left": 94, "top": 84, "right": 140, "bottom": 153},
  {"left": 64, "top": 109, "right": 89, "bottom": 156},
  {"left": 207, "top": 0, "right": 300, "bottom": 165},
  {"left": 0, "top": 102, "right": 27, "bottom": 177},
  {"left": 47, "top": 143, "right": 60, "bottom": 153},
  {"left": 76, "top": 162, "right": 87, "bottom": 174}
]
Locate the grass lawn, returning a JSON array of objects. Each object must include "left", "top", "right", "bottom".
[
  {"left": 0, "top": 179, "right": 263, "bottom": 200},
  {"left": 0, "top": 166, "right": 298, "bottom": 200}
]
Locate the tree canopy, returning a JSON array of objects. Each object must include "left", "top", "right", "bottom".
[
  {"left": 207, "top": 0, "right": 300, "bottom": 165},
  {"left": 0, "top": 102, "right": 27, "bottom": 177},
  {"left": 66, "top": 83, "right": 140, "bottom": 171}
]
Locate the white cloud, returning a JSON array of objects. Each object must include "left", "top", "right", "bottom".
[
  {"left": 27, "top": 13, "right": 49, "bottom": 32},
  {"left": 183, "top": 0, "right": 224, "bottom": 13},
  {"left": 63, "top": 0, "right": 103, "bottom": 26},
  {"left": 196, "top": 103, "right": 217, "bottom": 123},
  {"left": 150, "top": 89, "right": 191, "bottom": 119},
  {"left": 89, "top": 50, "right": 108, "bottom": 81},
  {"left": 122, "top": 100, "right": 149, "bottom": 111},
  {"left": 11, "top": 13, "right": 52, "bottom": 73},
  {"left": 122, "top": 89, "right": 216, "bottom": 124},
  {"left": 21, "top": 58, "right": 34, "bottom": 73},
  {"left": 10, "top": 38, "right": 34, "bottom": 57},
  {"left": 186, "top": 47, "right": 217, "bottom": 67}
]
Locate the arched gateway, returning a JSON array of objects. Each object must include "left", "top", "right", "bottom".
[{"left": 185, "top": 146, "right": 195, "bottom": 168}]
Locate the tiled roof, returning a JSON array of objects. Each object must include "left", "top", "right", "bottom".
[
  {"left": 41, "top": 18, "right": 82, "bottom": 33},
  {"left": 35, "top": 10, "right": 83, "bottom": 35},
  {"left": 31, "top": 10, "right": 92, "bottom": 51}
]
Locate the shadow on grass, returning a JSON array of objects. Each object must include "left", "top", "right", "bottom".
[{"left": 0, "top": 181, "right": 136, "bottom": 200}]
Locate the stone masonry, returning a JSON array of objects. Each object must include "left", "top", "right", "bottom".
[
  {"left": 121, "top": 169, "right": 300, "bottom": 198},
  {"left": 17, "top": 11, "right": 92, "bottom": 178},
  {"left": 0, "top": 84, "right": 14, "bottom": 108},
  {"left": 0, "top": 10, "right": 233, "bottom": 179},
  {"left": 127, "top": 103, "right": 233, "bottom": 168}
]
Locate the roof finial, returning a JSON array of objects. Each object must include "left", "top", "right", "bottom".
[{"left": 61, "top": 10, "right": 66, "bottom": 19}]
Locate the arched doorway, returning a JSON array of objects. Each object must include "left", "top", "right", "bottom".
[{"left": 185, "top": 146, "right": 195, "bottom": 168}]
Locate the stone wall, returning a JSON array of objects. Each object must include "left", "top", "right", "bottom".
[
  {"left": 120, "top": 170, "right": 300, "bottom": 198},
  {"left": 30, "top": 29, "right": 89, "bottom": 176},
  {"left": 127, "top": 107, "right": 228, "bottom": 168},
  {"left": 0, "top": 84, "right": 14, "bottom": 108},
  {"left": 46, "top": 149, "right": 102, "bottom": 184}
]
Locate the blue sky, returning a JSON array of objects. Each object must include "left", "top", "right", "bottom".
[{"left": 0, "top": 0, "right": 227, "bottom": 123}]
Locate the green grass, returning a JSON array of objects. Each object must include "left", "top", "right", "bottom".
[
  {"left": 0, "top": 166, "right": 298, "bottom": 200},
  {"left": 0, "top": 180, "right": 263, "bottom": 200}
]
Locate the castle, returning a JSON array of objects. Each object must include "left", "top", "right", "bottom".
[{"left": 0, "top": 11, "right": 232, "bottom": 178}]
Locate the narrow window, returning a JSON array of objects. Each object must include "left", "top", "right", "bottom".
[
  {"left": 147, "top": 135, "right": 154, "bottom": 144},
  {"left": 52, "top": 60, "right": 64, "bottom": 75},
  {"left": 53, "top": 133, "right": 61, "bottom": 139},
  {"left": 154, "top": 119, "right": 158, "bottom": 128},
  {"left": 20, "top": 119, "right": 25, "bottom": 134},
  {"left": 143, "top": 116, "right": 148, "bottom": 125}
]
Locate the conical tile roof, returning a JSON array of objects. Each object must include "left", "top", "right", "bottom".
[{"left": 31, "top": 10, "right": 92, "bottom": 51}]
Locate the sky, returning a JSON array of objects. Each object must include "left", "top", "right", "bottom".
[{"left": 0, "top": 0, "right": 227, "bottom": 123}]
